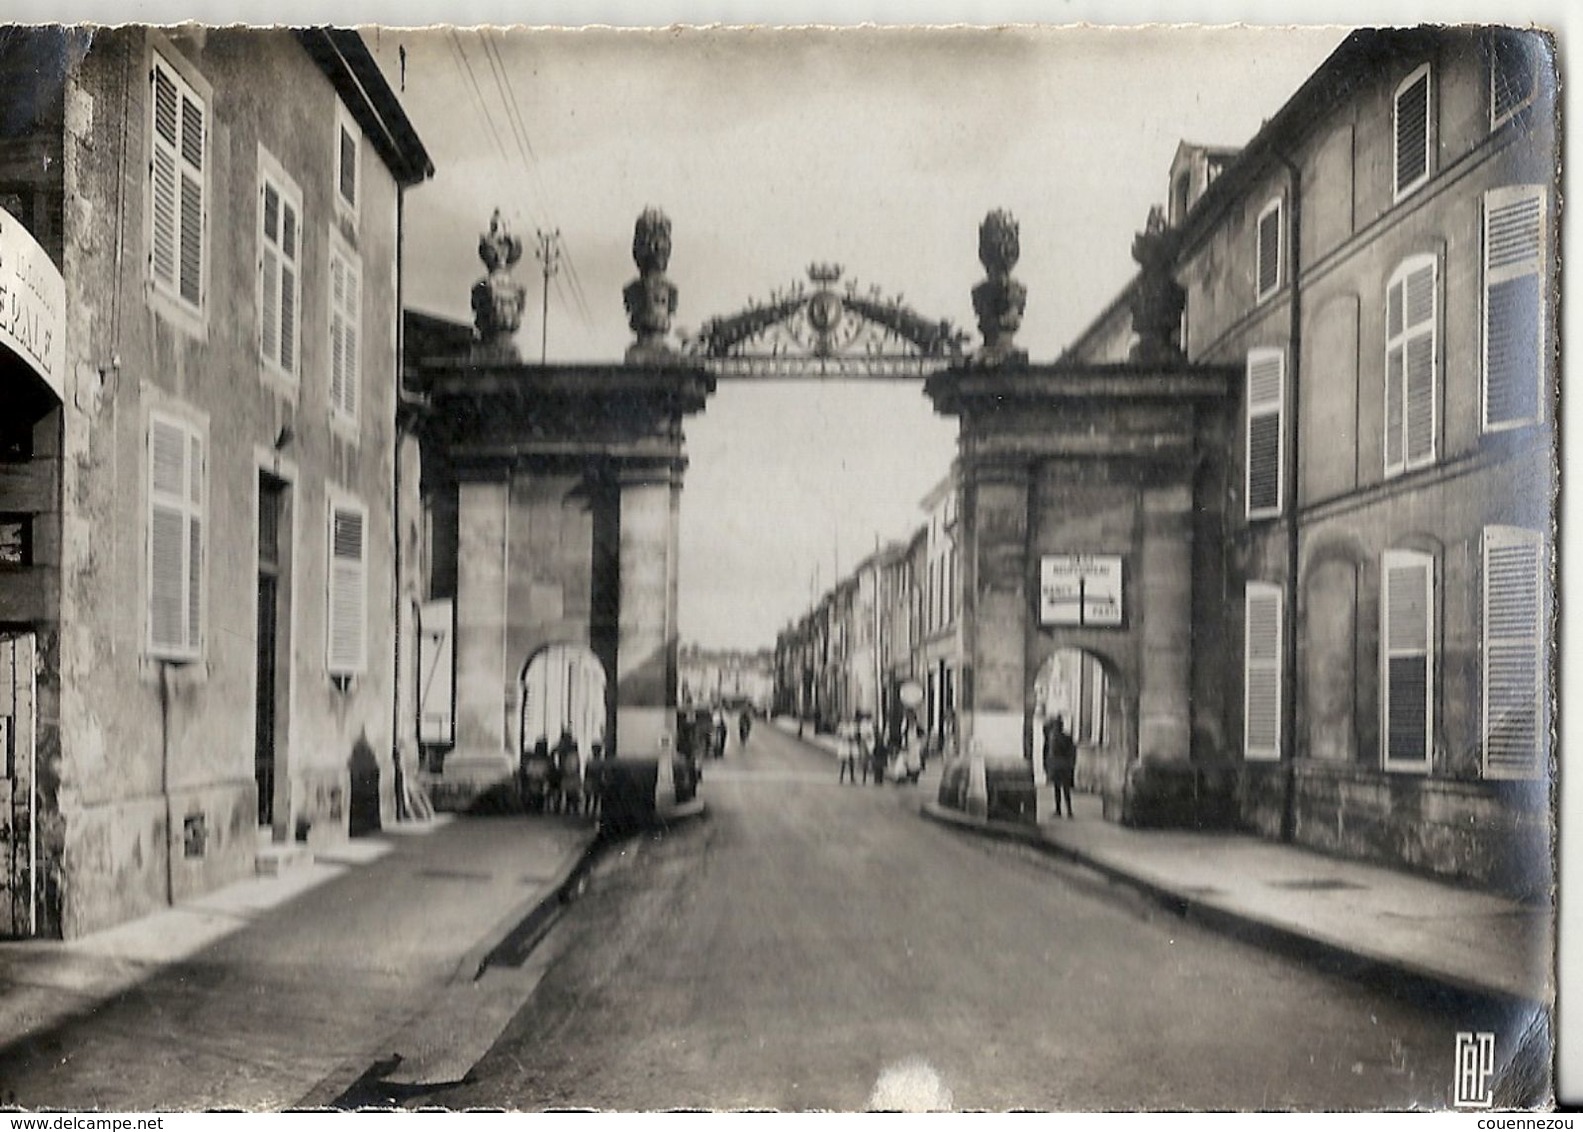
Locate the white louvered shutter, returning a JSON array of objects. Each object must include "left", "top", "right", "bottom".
[
  {"left": 343, "top": 260, "right": 360, "bottom": 418},
  {"left": 178, "top": 90, "right": 204, "bottom": 306},
  {"left": 1483, "top": 186, "right": 1545, "bottom": 431},
  {"left": 1482, "top": 527, "right": 1544, "bottom": 779},
  {"left": 327, "top": 504, "right": 366, "bottom": 674},
  {"left": 150, "top": 64, "right": 180, "bottom": 294},
  {"left": 1382, "top": 550, "right": 1433, "bottom": 771},
  {"left": 329, "top": 254, "right": 346, "bottom": 414},
  {"left": 151, "top": 56, "right": 205, "bottom": 310},
  {"left": 1394, "top": 65, "right": 1431, "bottom": 198},
  {"left": 148, "top": 415, "right": 202, "bottom": 658},
  {"left": 1245, "top": 348, "right": 1284, "bottom": 519},
  {"left": 1256, "top": 200, "right": 1281, "bottom": 301},
  {"left": 1244, "top": 584, "right": 1282, "bottom": 760},
  {"left": 329, "top": 250, "right": 360, "bottom": 423},
  {"left": 1385, "top": 257, "right": 1437, "bottom": 475}
]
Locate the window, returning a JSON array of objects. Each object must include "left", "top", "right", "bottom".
[
  {"left": 1483, "top": 186, "right": 1546, "bottom": 431},
  {"left": 1393, "top": 63, "right": 1432, "bottom": 200},
  {"left": 1245, "top": 348, "right": 1284, "bottom": 519},
  {"left": 258, "top": 163, "right": 301, "bottom": 379},
  {"left": 334, "top": 102, "right": 359, "bottom": 220},
  {"left": 1482, "top": 527, "right": 1545, "bottom": 779},
  {"left": 1255, "top": 198, "right": 1282, "bottom": 302},
  {"left": 327, "top": 499, "right": 367, "bottom": 676},
  {"left": 1384, "top": 255, "right": 1437, "bottom": 476},
  {"left": 1381, "top": 549, "right": 1433, "bottom": 772},
  {"left": 147, "top": 412, "right": 204, "bottom": 659},
  {"left": 1490, "top": 30, "right": 1540, "bottom": 130},
  {"left": 1243, "top": 583, "right": 1282, "bottom": 761},
  {"left": 149, "top": 49, "right": 206, "bottom": 312},
  {"left": 329, "top": 244, "right": 361, "bottom": 428}
]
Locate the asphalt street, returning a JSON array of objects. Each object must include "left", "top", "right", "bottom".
[{"left": 419, "top": 722, "right": 1509, "bottom": 1112}]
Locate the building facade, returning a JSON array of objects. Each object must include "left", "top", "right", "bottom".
[
  {"left": 0, "top": 28, "right": 431, "bottom": 937},
  {"left": 1066, "top": 28, "right": 1555, "bottom": 891}
]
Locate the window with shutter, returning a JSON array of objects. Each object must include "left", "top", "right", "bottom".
[
  {"left": 334, "top": 103, "right": 359, "bottom": 223},
  {"left": 1384, "top": 255, "right": 1438, "bottom": 476},
  {"left": 147, "top": 413, "right": 204, "bottom": 660},
  {"left": 258, "top": 164, "right": 302, "bottom": 379},
  {"left": 329, "top": 245, "right": 361, "bottom": 428},
  {"left": 1489, "top": 31, "right": 1540, "bottom": 131},
  {"left": 149, "top": 51, "right": 205, "bottom": 313},
  {"left": 1482, "top": 527, "right": 1545, "bottom": 779},
  {"left": 1244, "top": 583, "right": 1282, "bottom": 761},
  {"left": 1482, "top": 186, "right": 1546, "bottom": 432},
  {"left": 1245, "top": 348, "right": 1284, "bottom": 519},
  {"left": 1382, "top": 549, "right": 1433, "bottom": 772},
  {"left": 327, "top": 501, "right": 367, "bottom": 676},
  {"left": 1393, "top": 64, "right": 1432, "bottom": 201},
  {"left": 1256, "top": 198, "right": 1282, "bottom": 302}
]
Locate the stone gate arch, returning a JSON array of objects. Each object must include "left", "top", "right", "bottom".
[
  {"left": 519, "top": 642, "right": 608, "bottom": 760},
  {"left": 1032, "top": 646, "right": 1130, "bottom": 797}
]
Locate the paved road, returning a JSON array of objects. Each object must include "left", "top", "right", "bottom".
[{"left": 422, "top": 723, "right": 1514, "bottom": 1112}]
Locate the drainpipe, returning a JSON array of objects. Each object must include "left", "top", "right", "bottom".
[
  {"left": 391, "top": 190, "right": 408, "bottom": 822},
  {"left": 158, "top": 661, "right": 174, "bottom": 906},
  {"left": 1274, "top": 149, "right": 1303, "bottom": 843}
]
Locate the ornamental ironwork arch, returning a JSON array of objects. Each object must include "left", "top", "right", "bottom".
[{"left": 682, "top": 262, "right": 970, "bottom": 378}]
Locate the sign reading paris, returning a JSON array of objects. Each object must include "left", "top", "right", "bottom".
[{"left": 1040, "top": 555, "right": 1123, "bottom": 627}]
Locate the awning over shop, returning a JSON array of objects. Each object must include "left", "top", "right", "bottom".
[{"left": 0, "top": 203, "right": 65, "bottom": 407}]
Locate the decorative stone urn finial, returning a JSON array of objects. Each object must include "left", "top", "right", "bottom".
[
  {"left": 1129, "top": 204, "right": 1186, "bottom": 365},
  {"left": 971, "top": 209, "right": 1028, "bottom": 367},
  {"left": 624, "top": 207, "right": 679, "bottom": 364},
  {"left": 470, "top": 209, "right": 527, "bottom": 360}
]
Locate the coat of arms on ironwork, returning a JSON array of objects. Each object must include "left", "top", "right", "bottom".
[{"left": 686, "top": 262, "right": 967, "bottom": 378}]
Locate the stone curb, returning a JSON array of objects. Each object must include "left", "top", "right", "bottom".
[
  {"left": 918, "top": 801, "right": 1538, "bottom": 1011},
  {"left": 294, "top": 826, "right": 606, "bottom": 1109},
  {"left": 298, "top": 799, "right": 712, "bottom": 1105}
]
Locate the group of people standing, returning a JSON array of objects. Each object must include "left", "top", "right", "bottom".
[{"left": 835, "top": 711, "right": 924, "bottom": 785}]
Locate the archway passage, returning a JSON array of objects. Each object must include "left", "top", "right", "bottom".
[
  {"left": 1033, "top": 648, "right": 1123, "bottom": 796},
  {"left": 520, "top": 643, "right": 608, "bottom": 760}
]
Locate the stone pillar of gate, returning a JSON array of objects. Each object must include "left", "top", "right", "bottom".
[
  {"left": 447, "top": 477, "right": 514, "bottom": 790},
  {"left": 959, "top": 458, "right": 1037, "bottom": 822},
  {"left": 1136, "top": 482, "right": 1194, "bottom": 762},
  {"left": 613, "top": 463, "right": 682, "bottom": 808}
]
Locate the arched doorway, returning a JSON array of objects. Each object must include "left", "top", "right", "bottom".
[
  {"left": 1032, "top": 647, "right": 1127, "bottom": 796},
  {"left": 520, "top": 643, "right": 608, "bottom": 768}
]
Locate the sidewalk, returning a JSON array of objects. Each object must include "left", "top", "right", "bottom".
[
  {"left": 0, "top": 812, "right": 602, "bottom": 1111},
  {"left": 923, "top": 787, "right": 1551, "bottom": 1008}
]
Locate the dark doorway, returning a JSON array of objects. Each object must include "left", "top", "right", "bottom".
[{"left": 256, "top": 476, "right": 286, "bottom": 827}]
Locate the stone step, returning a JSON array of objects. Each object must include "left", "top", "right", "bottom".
[{"left": 254, "top": 837, "right": 313, "bottom": 877}]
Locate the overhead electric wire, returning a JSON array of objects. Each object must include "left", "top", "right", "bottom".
[
  {"left": 477, "top": 31, "right": 595, "bottom": 327},
  {"left": 447, "top": 30, "right": 512, "bottom": 171}
]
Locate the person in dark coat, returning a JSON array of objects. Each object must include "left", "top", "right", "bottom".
[{"left": 1042, "top": 714, "right": 1078, "bottom": 818}]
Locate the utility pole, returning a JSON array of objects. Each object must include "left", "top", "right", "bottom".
[{"left": 534, "top": 228, "right": 561, "bottom": 364}]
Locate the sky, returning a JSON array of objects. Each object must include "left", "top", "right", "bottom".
[{"left": 359, "top": 23, "right": 1346, "bottom": 651}]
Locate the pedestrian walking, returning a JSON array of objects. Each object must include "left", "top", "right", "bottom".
[
  {"left": 1042, "top": 714, "right": 1077, "bottom": 818},
  {"left": 858, "top": 712, "right": 877, "bottom": 784},
  {"left": 838, "top": 717, "right": 859, "bottom": 784}
]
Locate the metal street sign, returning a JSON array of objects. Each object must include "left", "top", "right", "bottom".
[
  {"left": 0, "top": 205, "right": 65, "bottom": 403},
  {"left": 1040, "top": 554, "right": 1123, "bottom": 627}
]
